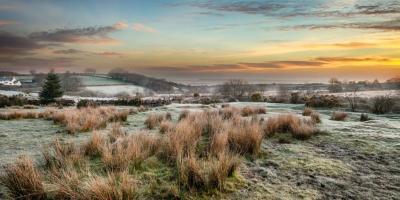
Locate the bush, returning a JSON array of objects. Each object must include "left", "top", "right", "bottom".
[
  {"left": 305, "top": 95, "right": 340, "bottom": 108},
  {"left": 330, "top": 112, "right": 347, "bottom": 121},
  {"left": 250, "top": 93, "right": 263, "bottom": 102},
  {"left": 371, "top": 96, "right": 395, "bottom": 114},
  {"left": 360, "top": 113, "right": 370, "bottom": 122},
  {"left": 77, "top": 99, "right": 99, "bottom": 108}
]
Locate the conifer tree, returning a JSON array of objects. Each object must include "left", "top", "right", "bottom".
[{"left": 39, "top": 72, "right": 63, "bottom": 104}]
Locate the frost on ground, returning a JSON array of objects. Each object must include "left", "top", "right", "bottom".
[
  {"left": 0, "top": 103, "right": 399, "bottom": 199},
  {"left": 85, "top": 85, "right": 148, "bottom": 96}
]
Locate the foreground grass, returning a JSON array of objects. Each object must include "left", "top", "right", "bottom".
[{"left": 1, "top": 105, "right": 325, "bottom": 199}]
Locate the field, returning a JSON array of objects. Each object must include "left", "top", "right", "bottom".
[
  {"left": 77, "top": 75, "right": 127, "bottom": 86},
  {"left": 1, "top": 103, "right": 399, "bottom": 199}
]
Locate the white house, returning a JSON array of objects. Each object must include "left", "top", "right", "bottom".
[{"left": 0, "top": 77, "right": 22, "bottom": 86}]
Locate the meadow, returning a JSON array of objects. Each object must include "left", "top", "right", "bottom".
[{"left": 0, "top": 103, "right": 399, "bottom": 199}]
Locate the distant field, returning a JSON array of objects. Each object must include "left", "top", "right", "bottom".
[
  {"left": 85, "top": 85, "right": 148, "bottom": 95},
  {"left": 77, "top": 75, "right": 126, "bottom": 86}
]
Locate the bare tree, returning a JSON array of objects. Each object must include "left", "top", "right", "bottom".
[
  {"left": 328, "top": 77, "right": 343, "bottom": 93},
  {"left": 345, "top": 83, "right": 359, "bottom": 112},
  {"left": 61, "top": 71, "right": 83, "bottom": 92},
  {"left": 219, "top": 79, "right": 249, "bottom": 97},
  {"left": 84, "top": 68, "right": 96, "bottom": 75}
]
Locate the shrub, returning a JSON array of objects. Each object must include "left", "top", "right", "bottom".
[
  {"left": 305, "top": 95, "right": 340, "bottom": 108},
  {"left": 331, "top": 112, "right": 347, "bottom": 121},
  {"left": 371, "top": 95, "right": 395, "bottom": 114},
  {"left": 250, "top": 93, "right": 263, "bottom": 102},
  {"left": 77, "top": 99, "right": 99, "bottom": 108},
  {"left": 0, "top": 156, "right": 46, "bottom": 199},
  {"left": 360, "top": 113, "right": 370, "bottom": 122}
]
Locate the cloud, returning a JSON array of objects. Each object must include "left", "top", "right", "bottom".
[
  {"left": 0, "top": 32, "right": 43, "bottom": 55},
  {"left": 0, "top": 20, "right": 18, "bottom": 26},
  {"left": 94, "top": 51, "right": 123, "bottom": 56},
  {"left": 240, "top": 61, "right": 326, "bottom": 69},
  {"left": 113, "top": 22, "right": 129, "bottom": 30},
  {"left": 132, "top": 23, "right": 158, "bottom": 33},
  {"left": 52, "top": 48, "right": 123, "bottom": 57},
  {"left": 188, "top": 1, "right": 400, "bottom": 18},
  {"left": 0, "top": 56, "right": 75, "bottom": 71},
  {"left": 315, "top": 57, "right": 391, "bottom": 62},
  {"left": 284, "top": 18, "right": 400, "bottom": 32},
  {"left": 53, "top": 48, "right": 86, "bottom": 54},
  {"left": 29, "top": 23, "right": 124, "bottom": 44}
]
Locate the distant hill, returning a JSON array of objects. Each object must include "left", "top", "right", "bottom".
[
  {"left": 108, "top": 70, "right": 188, "bottom": 92},
  {"left": 0, "top": 71, "right": 19, "bottom": 77}
]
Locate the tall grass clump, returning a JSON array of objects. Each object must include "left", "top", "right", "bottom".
[
  {"left": 44, "top": 107, "right": 129, "bottom": 134},
  {"left": 265, "top": 114, "right": 318, "bottom": 139},
  {"left": 330, "top": 112, "right": 348, "bottom": 121},
  {"left": 0, "top": 110, "right": 40, "bottom": 120},
  {"left": 241, "top": 106, "right": 266, "bottom": 117},
  {"left": 144, "top": 112, "right": 171, "bottom": 129},
  {"left": 0, "top": 156, "right": 46, "bottom": 200}
]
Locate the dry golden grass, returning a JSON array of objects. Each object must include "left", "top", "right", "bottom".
[
  {"left": 42, "top": 139, "right": 84, "bottom": 170},
  {"left": 265, "top": 114, "right": 318, "bottom": 139},
  {"left": 0, "top": 110, "right": 40, "bottom": 120},
  {"left": 159, "top": 120, "right": 174, "bottom": 134},
  {"left": 2, "top": 106, "right": 326, "bottom": 197},
  {"left": 331, "top": 112, "right": 348, "bottom": 121},
  {"left": 302, "top": 107, "right": 314, "bottom": 116},
  {"left": 84, "top": 131, "right": 105, "bottom": 157},
  {"left": 45, "top": 107, "right": 129, "bottom": 134},
  {"left": 219, "top": 106, "right": 240, "bottom": 120},
  {"left": 83, "top": 172, "right": 136, "bottom": 200},
  {"left": 108, "top": 123, "right": 126, "bottom": 143},
  {"left": 178, "top": 110, "right": 190, "bottom": 121},
  {"left": 144, "top": 113, "right": 171, "bottom": 129},
  {"left": 0, "top": 156, "right": 46, "bottom": 200},
  {"left": 0, "top": 106, "right": 130, "bottom": 134},
  {"left": 227, "top": 120, "right": 263, "bottom": 155},
  {"left": 310, "top": 112, "right": 321, "bottom": 124},
  {"left": 50, "top": 167, "right": 82, "bottom": 199},
  {"left": 241, "top": 106, "right": 266, "bottom": 117}
]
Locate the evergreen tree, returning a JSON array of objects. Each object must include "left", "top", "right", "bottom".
[{"left": 40, "top": 72, "right": 63, "bottom": 104}]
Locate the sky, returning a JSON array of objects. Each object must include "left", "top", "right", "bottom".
[{"left": 0, "top": 0, "right": 399, "bottom": 84}]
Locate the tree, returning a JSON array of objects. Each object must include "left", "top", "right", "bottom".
[
  {"left": 328, "top": 77, "right": 343, "bottom": 93},
  {"left": 84, "top": 68, "right": 96, "bottom": 74},
  {"left": 61, "top": 71, "right": 82, "bottom": 92},
  {"left": 218, "top": 79, "right": 249, "bottom": 97},
  {"left": 40, "top": 72, "right": 63, "bottom": 104},
  {"left": 345, "top": 83, "right": 359, "bottom": 112}
]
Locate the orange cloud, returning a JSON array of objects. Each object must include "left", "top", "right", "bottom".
[
  {"left": 132, "top": 23, "right": 157, "bottom": 33},
  {"left": 0, "top": 20, "right": 18, "bottom": 26}
]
